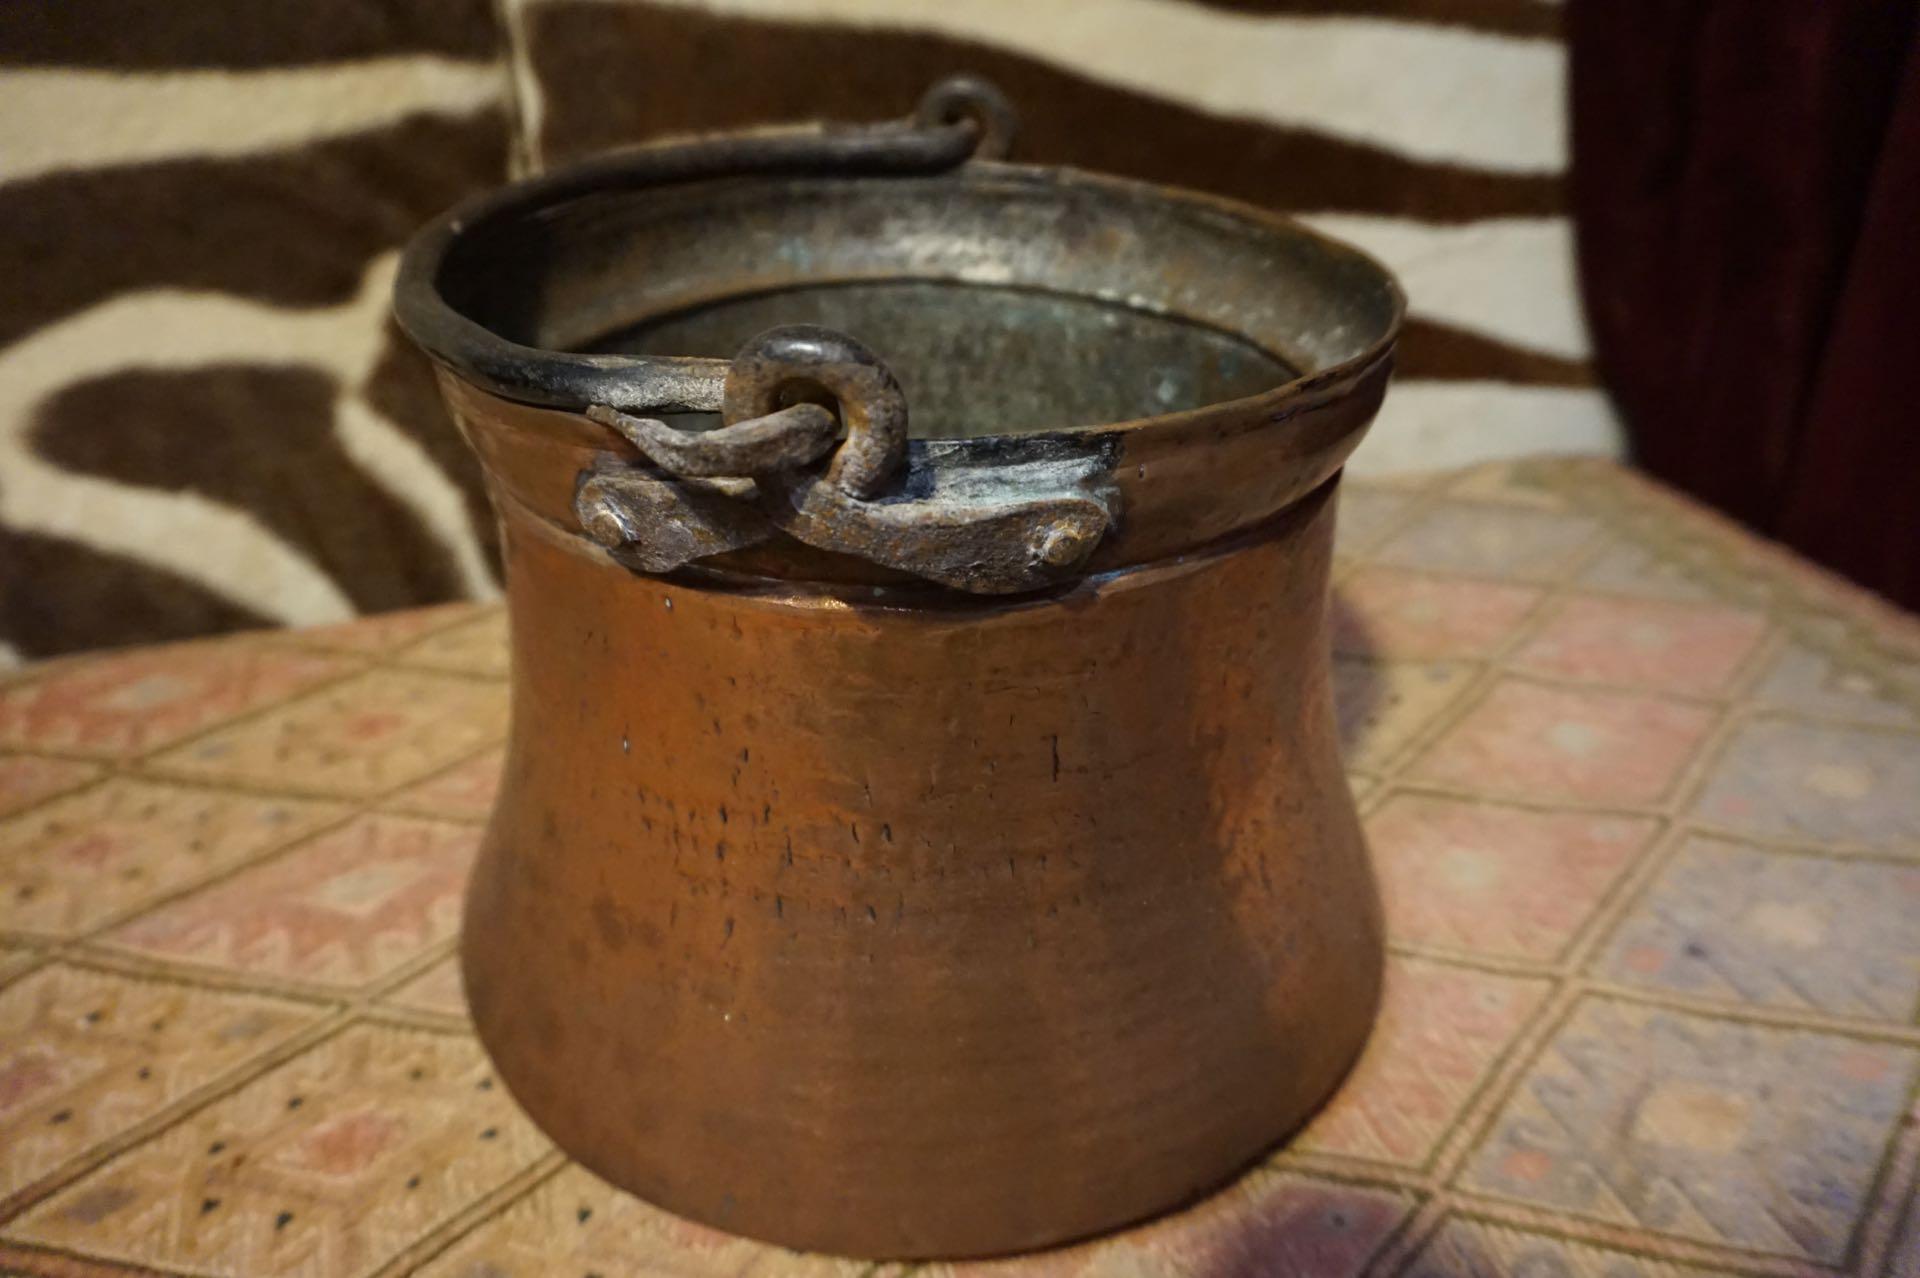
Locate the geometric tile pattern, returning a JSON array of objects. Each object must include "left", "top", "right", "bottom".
[
  {"left": 1331, "top": 488, "right": 1419, "bottom": 559},
  {"left": 3, "top": 1024, "right": 547, "bottom": 1278},
  {"left": 1576, "top": 538, "right": 1722, "bottom": 605},
  {"left": 413, "top": 1163, "right": 868, "bottom": 1278},
  {"left": 1751, "top": 640, "right": 1920, "bottom": 728},
  {"left": 0, "top": 643, "right": 349, "bottom": 760},
  {"left": 1512, "top": 594, "right": 1768, "bottom": 695},
  {"left": 1334, "top": 657, "right": 1478, "bottom": 772},
  {"left": 101, "top": 815, "right": 479, "bottom": 991},
  {"left": 1292, "top": 957, "right": 1551, "bottom": 1169},
  {"left": 0, "top": 780, "right": 343, "bottom": 939},
  {"left": 1366, "top": 795, "right": 1658, "bottom": 963},
  {"left": 1333, "top": 566, "right": 1540, "bottom": 663},
  {"left": 0, "top": 964, "right": 319, "bottom": 1204},
  {"left": 1594, "top": 836, "right": 1920, "bottom": 1020},
  {"left": 392, "top": 611, "right": 510, "bottom": 679},
  {"left": 0, "top": 756, "right": 101, "bottom": 821},
  {"left": 383, "top": 747, "right": 505, "bottom": 824},
  {"left": 3, "top": 460, "right": 1920, "bottom": 1277},
  {"left": 1690, "top": 716, "right": 1920, "bottom": 851},
  {"left": 1370, "top": 501, "right": 1601, "bottom": 583},
  {"left": 382, "top": 955, "right": 469, "bottom": 1021},
  {"left": 1406, "top": 1215, "right": 1742, "bottom": 1277},
  {"left": 932, "top": 1171, "right": 1417, "bottom": 1278},
  {"left": 1455, "top": 996, "right": 1919, "bottom": 1265},
  {"left": 144, "top": 669, "right": 509, "bottom": 799},
  {"left": 1408, "top": 676, "right": 1718, "bottom": 805},
  {"left": 290, "top": 604, "right": 480, "bottom": 656}
]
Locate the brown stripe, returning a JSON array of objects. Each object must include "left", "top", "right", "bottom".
[
  {"left": 0, "top": 0, "right": 498, "bottom": 69},
  {"left": 530, "top": 4, "right": 1565, "bottom": 222},
  {"left": 1395, "top": 318, "right": 1593, "bottom": 385},
  {"left": 1175, "top": 0, "right": 1560, "bottom": 40},
  {"left": 31, "top": 366, "right": 468, "bottom": 616},
  {"left": 0, "top": 109, "right": 508, "bottom": 354},
  {"left": 0, "top": 524, "right": 271, "bottom": 660}
]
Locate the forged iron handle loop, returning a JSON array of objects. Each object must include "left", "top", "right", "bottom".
[
  {"left": 588, "top": 324, "right": 909, "bottom": 499},
  {"left": 586, "top": 401, "right": 839, "bottom": 479},
  {"left": 721, "top": 325, "right": 909, "bottom": 499},
  {"left": 913, "top": 76, "right": 1019, "bottom": 161}
]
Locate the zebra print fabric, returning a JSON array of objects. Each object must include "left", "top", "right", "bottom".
[{"left": 0, "top": 0, "right": 1616, "bottom": 661}]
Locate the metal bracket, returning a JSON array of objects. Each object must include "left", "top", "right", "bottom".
[
  {"left": 575, "top": 463, "right": 768, "bottom": 575},
  {"left": 759, "top": 443, "right": 1116, "bottom": 593},
  {"left": 575, "top": 436, "right": 1118, "bottom": 594},
  {"left": 573, "top": 305, "right": 1121, "bottom": 593},
  {"left": 561, "top": 79, "right": 1119, "bottom": 593}
]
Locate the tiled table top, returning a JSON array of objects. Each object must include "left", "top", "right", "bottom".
[{"left": 2, "top": 459, "right": 1918, "bottom": 1278}]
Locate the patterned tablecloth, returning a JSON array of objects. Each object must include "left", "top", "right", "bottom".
[{"left": 2, "top": 459, "right": 1917, "bottom": 1278}]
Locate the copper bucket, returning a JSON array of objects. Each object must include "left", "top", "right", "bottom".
[{"left": 395, "top": 77, "right": 1402, "bottom": 1260}]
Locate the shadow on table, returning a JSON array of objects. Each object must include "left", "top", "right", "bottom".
[{"left": 1327, "top": 586, "right": 1384, "bottom": 775}]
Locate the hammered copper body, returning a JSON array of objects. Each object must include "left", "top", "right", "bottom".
[{"left": 396, "top": 87, "right": 1402, "bottom": 1259}]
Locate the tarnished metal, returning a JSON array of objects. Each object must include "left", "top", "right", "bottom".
[
  {"left": 573, "top": 462, "right": 768, "bottom": 575},
  {"left": 580, "top": 323, "right": 1114, "bottom": 591},
  {"left": 395, "top": 73, "right": 1404, "bottom": 1260},
  {"left": 587, "top": 401, "right": 839, "bottom": 479},
  {"left": 721, "top": 324, "right": 908, "bottom": 499},
  {"left": 767, "top": 436, "right": 1118, "bottom": 592},
  {"left": 913, "top": 74, "right": 1019, "bottom": 161}
]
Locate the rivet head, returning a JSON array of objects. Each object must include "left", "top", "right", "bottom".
[
  {"left": 579, "top": 493, "right": 636, "bottom": 548},
  {"left": 1033, "top": 521, "right": 1090, "bottom": 569}
]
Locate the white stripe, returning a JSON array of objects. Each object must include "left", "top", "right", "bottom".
[
  {"left": 1299, "top": 214, "right": 1588, "bottom": 359},
  {"left": 0, "top": 58, "right": 504, "bottom": 183},
  {"left": 3, "top": 472, "right": 357, "bottom": 626},
  {"left": 335, "top": 397, "right": 502, "bottom": 602},
  {"left": 499, "top": 0, "right": 549, "bottom": 174},
  {"left": 0, "top": 642, "right": 22, "bottom": 672},
  {"left": 0, "top": 255, "right": 495, "bottom": 625},
  {"left": 569, "top": 0, "right": 1566, "bottom": 172},
  {"left": 1347, "top": 382, "right": 1625, "bottom": 476}
]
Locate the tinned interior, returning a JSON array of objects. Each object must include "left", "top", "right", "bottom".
[{"left": 438, "top": 166, "right": 1400, "bottom": 439}]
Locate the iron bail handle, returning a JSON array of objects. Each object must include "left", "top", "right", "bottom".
[
  {"left": 572, "top": 75, "right": 1021, "bottom": 419},
  {"left": 578, "top": 323, "right": 1117, "bottom": 595},
  {"left": 567, "top": 75, "right": 1117, "bottom": 594}
]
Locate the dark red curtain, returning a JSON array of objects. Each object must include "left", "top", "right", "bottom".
[{"left": 1569, "top": 1, "right": 1920, "bottom": 607}]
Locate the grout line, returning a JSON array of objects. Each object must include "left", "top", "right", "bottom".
[
  {"left": 1351, "top": 464, "right": 1916, "bottom": 1275},
  {"left": 0, "top": 1009, "right": 353, "bottom": 1227},
  {"left": 1863, "top": 1111, "right": 1920, "bottom": 1277},
  {"left": 1354, "top": 524, "right": 1612, "bottom": 781},
  {"left": 69, "top": 775, "right": 492, "bottom": 948},
  {"left": 1362, "top": 461, "right": 1920, "bottom": 1275},
  {"left": 370, "top": 1149, "right": 567, "bottom": 1278},
  {"left": 1408, "top": 1197, "right": 1851, "bottom": 1277},
  {"left": 0, "top": 1238, "right": 224, "bottom": 1278},
  {"left": 0, "top": 955, "right": 499, "bottom": 1238}
]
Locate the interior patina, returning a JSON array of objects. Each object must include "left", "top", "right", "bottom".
[
  {"left": 591, "top": 279, "right": 1299, "bottom": 439},
  {"left": 423, "top": 165, "right": 1397, "bottom": 422}
]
